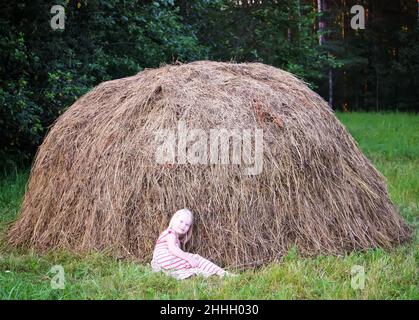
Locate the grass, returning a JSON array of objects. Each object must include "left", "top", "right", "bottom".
[{"left": 0, "top": 112, "right": 418, "bottom": 300}]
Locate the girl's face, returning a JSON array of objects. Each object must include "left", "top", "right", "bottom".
[{"left": 173, "top": 212, "right": 192, "bottom": 235}]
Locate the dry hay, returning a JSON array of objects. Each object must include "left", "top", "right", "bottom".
[{"left": 7, "top": 60, "right": 411, "bottom": 267}]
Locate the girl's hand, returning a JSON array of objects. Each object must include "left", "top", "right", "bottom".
[{"left": 188, "top": 257, "right": 199, "bottom": 268}]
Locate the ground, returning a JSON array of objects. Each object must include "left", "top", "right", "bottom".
[{"left": 0, "top": 112, "right": 417, "bottom": 299}]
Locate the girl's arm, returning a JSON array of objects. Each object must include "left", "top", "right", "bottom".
[{"left": 166, "top": 233, "right": 196, "bottom": 266}]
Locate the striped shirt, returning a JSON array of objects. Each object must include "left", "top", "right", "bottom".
[
  {"left": 150, "top": 228, "right": 226, "bottom": 280},
  {"left": 151, "top": 228, "right": 191, "bottom": 271}
]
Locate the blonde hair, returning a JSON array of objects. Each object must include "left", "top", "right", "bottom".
[{"left": 168, "top": 208, "right": 194, "bottom": 249}]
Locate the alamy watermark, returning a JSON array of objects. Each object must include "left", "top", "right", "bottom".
[
  {"left": 51, "top": 4, "right": 365, "bottom": 32},
  {"left": 154, "top": 121, "right": 264, "bottom": 175},
  {"left": 351, "top": 265, "right": 365, "bottom": 290},
  {"left": 49, "top": 265, "right": 65, "bottom": 289},
  {"left": 50, "top": 5, "right": 65, "bottom": 30},
  {"left": 350, "top": 5, "right": 366, "bottom": 30}
]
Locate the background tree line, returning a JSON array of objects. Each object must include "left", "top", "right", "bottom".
[{"left": 0, "top": 0, "right": 417, "bottom": 165}]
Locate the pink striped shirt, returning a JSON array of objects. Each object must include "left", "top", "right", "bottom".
[{"left": 151, "top": 228, "right": 191, "bottom": 270}]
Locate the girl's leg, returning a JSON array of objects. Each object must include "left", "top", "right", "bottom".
[{"left": 192, "top": 254, "right": 226, "bottom": 277}]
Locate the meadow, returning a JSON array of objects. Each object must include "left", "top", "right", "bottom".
[{"left": 0, "top": 112, "right": 417, "bottom": 299}]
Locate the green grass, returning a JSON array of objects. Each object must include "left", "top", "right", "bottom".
[{"left": 0, "top": 112, "right": 418, "bottom": 299}]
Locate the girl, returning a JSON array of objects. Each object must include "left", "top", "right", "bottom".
[{"left": 151, "top": 208, "right": 231, "bottom": 280}]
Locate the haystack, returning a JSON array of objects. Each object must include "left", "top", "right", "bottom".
[{"left": 8, "top": 61, "right": 411, "bottom": 267}]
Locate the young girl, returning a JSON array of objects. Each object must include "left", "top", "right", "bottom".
[{"left": 151, "top": 208, "right": 230, "bottom": 280}]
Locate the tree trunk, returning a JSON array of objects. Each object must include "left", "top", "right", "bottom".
[
  {"left": 318, "top": 0, "right": 333, "bottom": 109},
  {"left": 329, "top": 69, "right": 333, "bottom": 108},
  {"left": 317, "top": 0, "right": 324, "bottom": 45},
  {"left": 376, "top": 69, "right": 379, "bottom": 111}
]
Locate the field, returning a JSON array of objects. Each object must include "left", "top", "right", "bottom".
[{"left": 0, "top": 112, "right": 417, "bottom": 299}]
